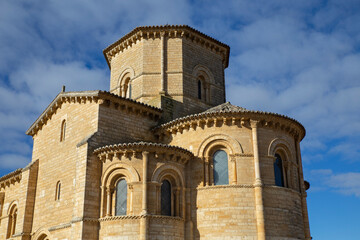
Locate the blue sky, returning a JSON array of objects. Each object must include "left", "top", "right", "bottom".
[{"left": 0, "top": 0, "right": 359, "bottom": 239}]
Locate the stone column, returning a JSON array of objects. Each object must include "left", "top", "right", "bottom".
[
  {"left": 182, "top": 188, "right": 186, "bottom": 218},
  {"left": 142, "top": 151, "right": 149, "bottom": 214},
  {"left": 296, "top": 140, "right": 311, "bottom": 239},
  {"left": 204, "top": 157, "right": 210, "bottom": 186},
  {"left": 156, "top": 184, "right": 161, "bottom": 214},
  {"left": 175, "top": 188, "right": 180, "bottom": 216},
  {"left": 185, "top": 188, "right": 194, "bottom": 240},
  {"left": 129, "top": 184, "right": 134, "bottom": 215},
  {"left": 230, "top": 155, "right": 237, "bottom": 185},
  {"left": 140, "top": 151, "right": 149, "bottom": 240},
  {"left": 106, "top": 187, "right": 112, "bottom": 216},
  {"left": 100, "top": 186, "right": 105, "bottom": 217},
  {"left": 160, "top": 32, "right": 166, "bottom": 95},
  {"left": 251, "top": 120, "right": 266, "bottom": 240}
]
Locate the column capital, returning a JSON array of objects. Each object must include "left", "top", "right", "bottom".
[
  {"left": 250, "top": 119, "right": 259, "bottom": 128},
  {"left": 142, "top": 151, "right": 149, "bottom": 157}
]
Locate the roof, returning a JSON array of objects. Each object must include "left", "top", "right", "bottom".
[
  {"left": 94, "top": 141, "right": 193, "bottom": 157},
  {"left": 103, "top": 25, "right": 230, "bottom": 68},
  {"left": 155, "top": 102, "right": 306, "bottom": 140},
  {"left": 26, "top": 90, "right": 162, "bottom": 136},
  {"left": 203, "top": 102, "right": 247, "bottom": 113}
]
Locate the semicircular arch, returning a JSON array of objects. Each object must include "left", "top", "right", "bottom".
[
  {"left": 197, "top": 134, "right": 243, "bottom": 158},
  {"left": 102, "top": 162, "right": 140, "bottom": 187},
  {"left": 32, "top": 228, "right": 52, "bottom": 240},
  {"left": 268, "top": 138, "right": 295, "bottom": 162},
  {"left": 117, "top": 67, "right": 135, "bottom": 86},
  {"left": 7, "top": 200, "right": 18, "bottom": 215},
  {"left": 151, "top": 164, "right": 184, "bottom": 187},
  {"left": 192, "top": 64, "right": 215, "bottom": 84}
]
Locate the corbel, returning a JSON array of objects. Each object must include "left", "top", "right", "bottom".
[
  {"left": 190, "top": 122, "right": 197, "bottom": 131},
  {"left": 232, "top": 117, "right": 237, "bottom": 126},
  {"left": 205, "top": 118, "right": 212, "bottom": 128}
]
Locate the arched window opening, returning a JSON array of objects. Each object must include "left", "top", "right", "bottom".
[
  {"left": 55, "top": 181, "right": 61, "bottom": 200},
  {"left": 274, "top": 154, "right": 285, "bottom": 187},
  {"left": 198, "top": 79, "right": 202, "bottom": 99},
  {"left": 126, "top": 82, "right": 132, "bottom": 99},
  {"left": 60, "top": 120, "right": 66, "bottom": 142},
  {"left": 213, "top": 150, "right": 229, "bottom": 185},
  {"left": 120, "top": 74, "right": 131, "bottom": 98},
  {"left": 161, "top": 180, "right": 172, "bottom": 216},
  {"left": 115, "top": 179, "right": 127, "bottom": 216},
  {"left": 6, "top": 205, "right": 17, "bottom": 239},
  {"left": 37, "top": 234, "right": 49, "bottom": 240}
]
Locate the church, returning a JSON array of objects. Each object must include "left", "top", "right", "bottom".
[{"left": 0, "top": 25, "right": 311, "bottom": 240}]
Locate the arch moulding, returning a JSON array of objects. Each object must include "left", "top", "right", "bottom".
[
  {"left": 192, "top": 64, "right": 215, "bottom": 84},
  {"left": 151, "top": 164, "right": 185, "bottom": 187},
  {"left": 268, "top": 137, "right": 296, "bottom": 162},
  {"left": 197, "top": 134, "right": 243, "bottom": 158},
  {"left": 32, "top": 227, "right": 52, "bottom": 240},
  {"left": 6, "top": 200, "right": 18, "bottom": 215},
  {"left": 117, "top": 67, "right": 135, "bottom": 86},
  {"left": 102, "top": 162, "right": 140, "bottom": 187}
]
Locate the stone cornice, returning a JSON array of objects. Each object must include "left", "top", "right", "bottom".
[
  {"left": 103, "top": 25, "right": 230, "bottom": 69},
  {"left": 94, "top": 141, "right": 193, "bottom": 165},
  {"left": 154, "top": 109, "right": 306, "bottom": 141},
  {"left": 26, "top": 91, "right": 162, "bottom": 137},
  {"left": 0, "top": 168, "right": 22, "bottom": 190},
  {"left": 99, "top": 214, "right": 184, "bottom": 222}
]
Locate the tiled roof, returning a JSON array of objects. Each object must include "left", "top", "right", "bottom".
[
  {"left": 94, "top": 141, "right": 193, "bottom": 157},
  {"left": 155, "top": 102, "right": 306, "bottom": 139},
  {"left": 203, "top": 102, "right": 247, "bottom": 113}
]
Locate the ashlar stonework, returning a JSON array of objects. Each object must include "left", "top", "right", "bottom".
[{"left": 0, "top": 25, "right": 311, "bottom": 240}]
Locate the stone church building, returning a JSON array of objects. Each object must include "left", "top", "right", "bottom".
[{"left": 0, "top": 25, "right": 311, "bottom": 240}]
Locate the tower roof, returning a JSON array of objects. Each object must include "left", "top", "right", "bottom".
[
  {"left": 203, "top": 102, "right": 247, "bottom": 113},
  {"left": 103, "top": 25, "right": 230, "bottom": 68}
]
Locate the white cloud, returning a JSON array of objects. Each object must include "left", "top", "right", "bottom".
[
  {"left": 308, "top": 169, "right": 360, "bottom": 197},
  {"left": 327, "top": 172, "right": 360, "bottom": 197},
  {"left": 0, "top": 154, "right": 30, "bottom": 170}
]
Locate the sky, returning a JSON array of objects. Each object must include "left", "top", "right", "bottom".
[{"left": 0, "top": 0, "right": 359, "bottom": 239}]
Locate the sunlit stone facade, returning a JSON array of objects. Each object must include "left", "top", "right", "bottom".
[{"left": 0, "top": 25, "right": 311, "bottom": 240}]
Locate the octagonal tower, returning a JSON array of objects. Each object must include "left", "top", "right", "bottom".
[{"left": 103, "top": 25, "right": 230, "bottom": 121}]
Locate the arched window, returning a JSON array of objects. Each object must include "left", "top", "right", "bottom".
[
  {"left": 198, "top": 79, "right": 202, "bottom": 99},
  {"left": 274, "top": 154, "right": 285, "bottom": 187},
  {"left": 120, "top": 73, "right": 131, "bottom": 98},
  {"left": 213, "top": 150, "right": 229, "bottom": 185},
  {"left": 7, "top": 205, "right": 17, "bottom": 239},
  {"left": 55, "top": 181, "right": 61, "bottom": 200},
  {"left": 60, "top": 120, "right": 66, "bottom": 142},
  {"left": 161, "top": 180, "right": 172, "bottom": 216},
  {"left": 37, "top": 234, "right": 50, "bottom": 240},
  {"left": 127, "top": 82, "right": 132, "bottom": 99},
  {"left": 115, "top": 179, "right": 127, "bottom": 216}
]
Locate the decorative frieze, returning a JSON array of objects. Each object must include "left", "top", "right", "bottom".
[
  {"left": 94, "top": 142, "right": 193, "bottom": 165},
  {"left": 26, "top": 90, "right": 162, "bottom": 137},
  {"left": 103, "top": 25, "right": 230, "bottom": 69},
  {"left": 0, "top": 168, "right": 22, "bottom": 190},
  {"left": 154, "top": 109, "right": 305, "bottom": 141}
]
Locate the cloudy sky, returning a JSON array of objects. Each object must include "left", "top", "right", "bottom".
[{"left": 0, "top": 0, "right": 359, "bottom": 238}]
